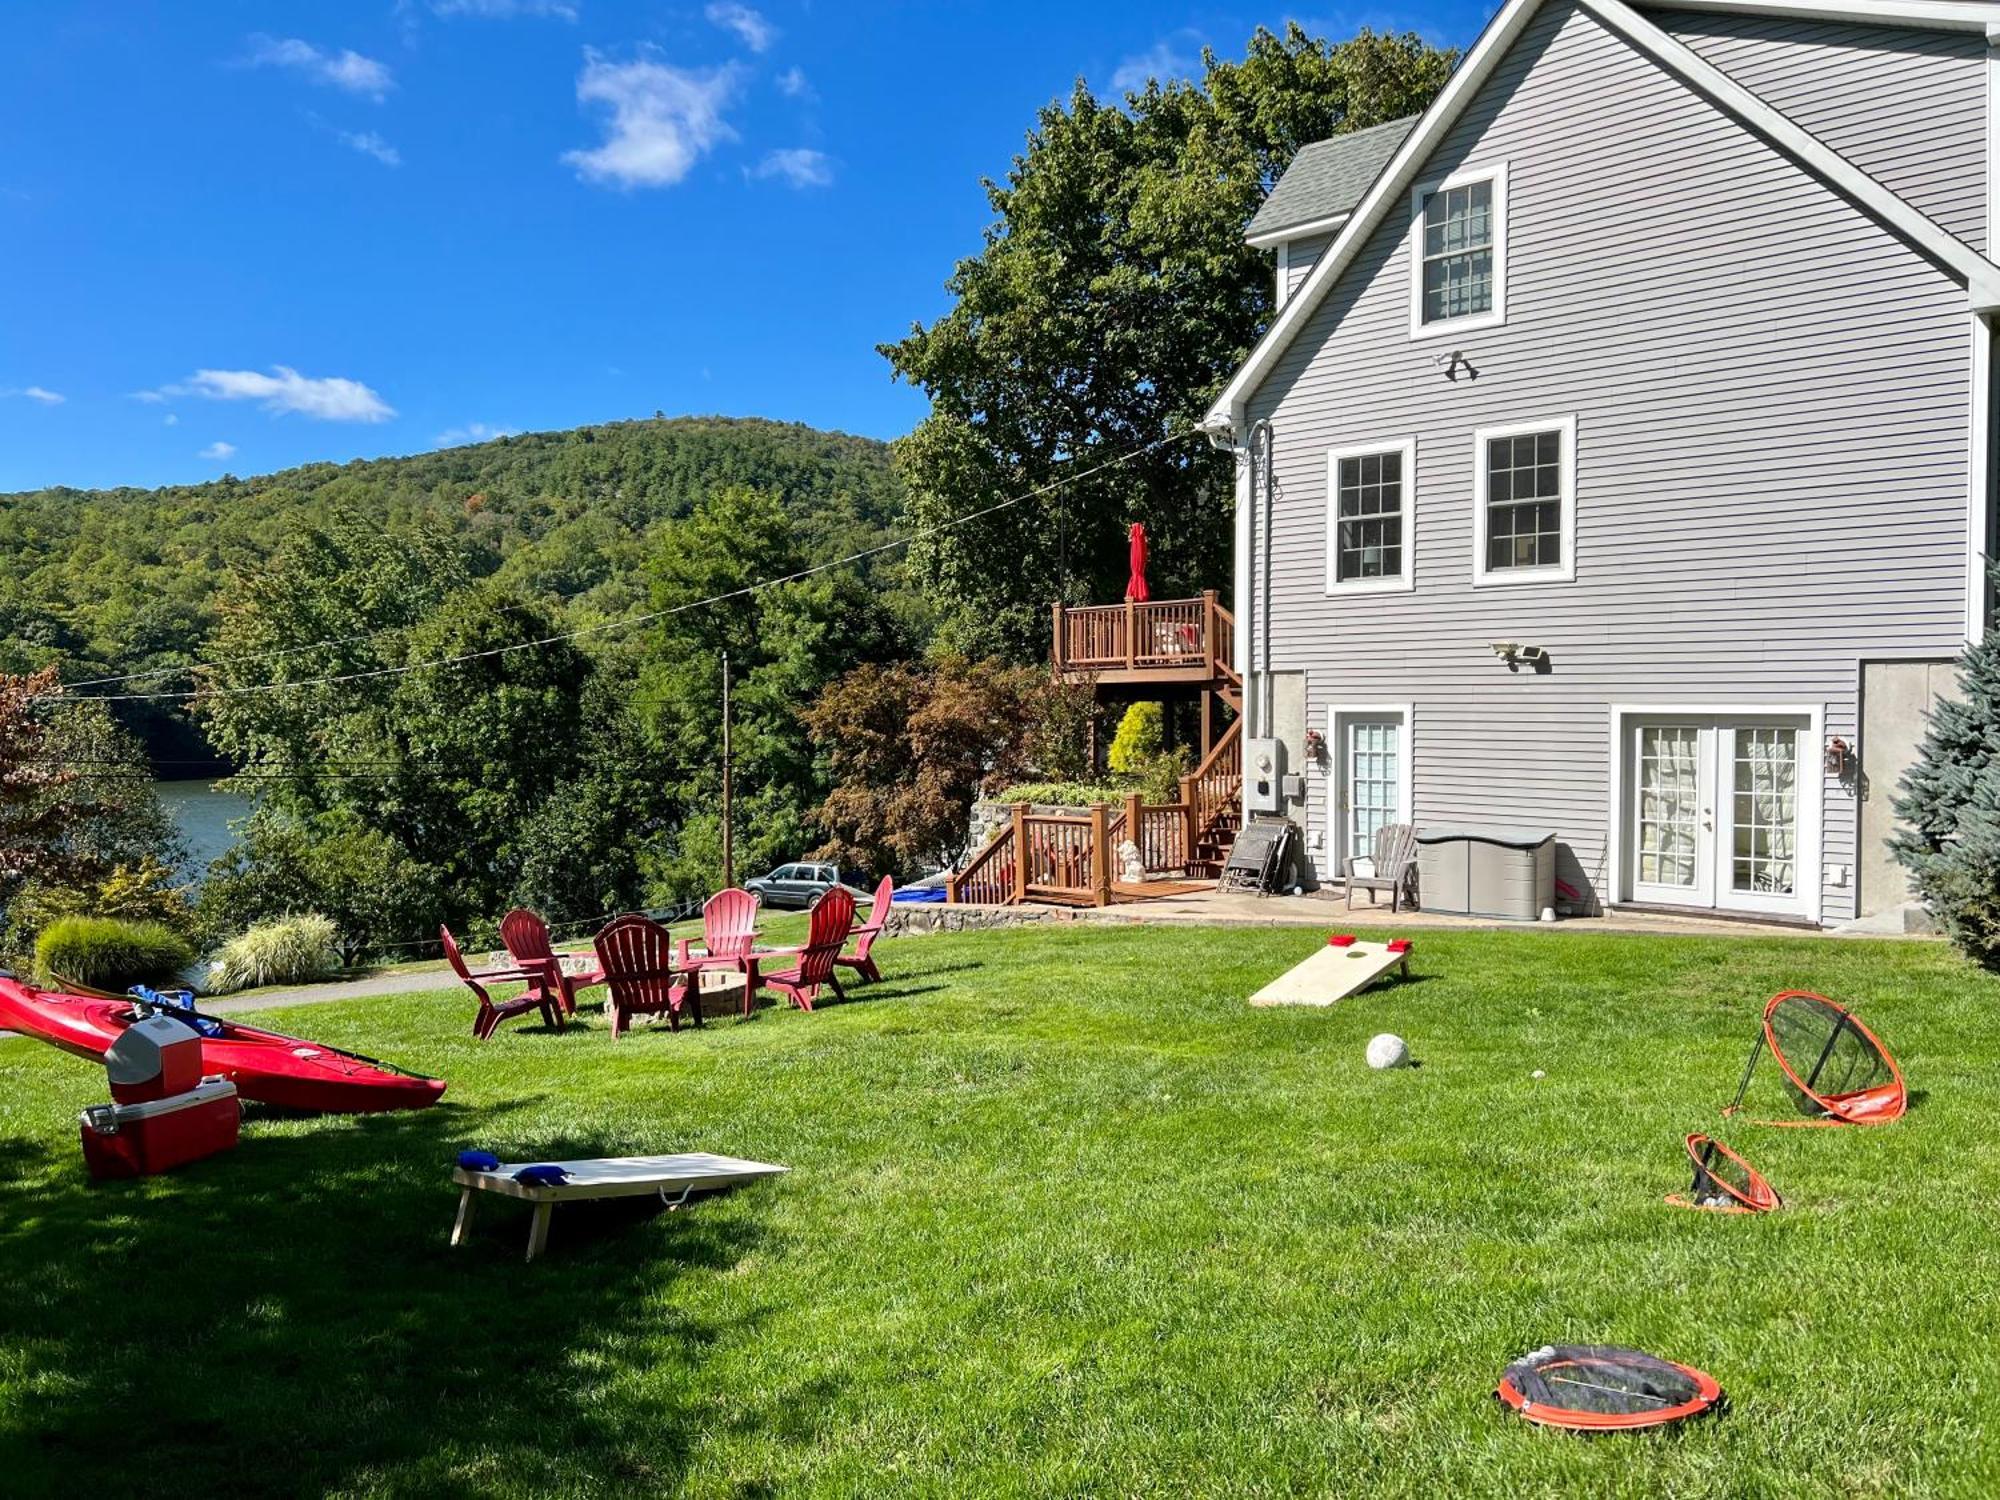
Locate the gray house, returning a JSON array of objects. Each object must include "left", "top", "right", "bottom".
[{"left": 1204, "top": 0, "right": 1996, "bottom": 926}]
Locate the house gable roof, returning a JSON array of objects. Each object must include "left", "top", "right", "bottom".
[
  {"left": 1207, "top": 0, "right": 2000, "bottom": 433},
  {"left": 1244, "top": 117, "right": 1419, "bottom": 247}
]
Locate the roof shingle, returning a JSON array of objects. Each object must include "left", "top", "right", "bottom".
[{"left": 1245, "top": 116, "right": 1420, "bottom": 242}]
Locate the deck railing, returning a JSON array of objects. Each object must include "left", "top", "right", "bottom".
[
  {"left": 1053, "top": 591, "right": 1235, "bottom": 680},
  {"left": 1185, "top": 719, "right": 1242, "bottom": 853},
  {"left": 947, "top": 728, "right": 1246, "bottom": 906}
]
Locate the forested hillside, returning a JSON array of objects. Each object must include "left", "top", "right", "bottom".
[{"left": 0, "top": 416, "right": 910, "bottom": 761}]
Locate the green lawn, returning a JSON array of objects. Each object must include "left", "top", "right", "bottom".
[{"left": 3, "top": 924, "right": 1996, "bottom": 1497}]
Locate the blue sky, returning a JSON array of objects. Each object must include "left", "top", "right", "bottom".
[{"left": 0, "top": 0, "right": 1486, "bottom": 492}]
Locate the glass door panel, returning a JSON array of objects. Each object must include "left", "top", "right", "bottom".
[
  {"left": 1340, "top": 717, "right": 1401, "bottom": 870},
  {"left": 1631, "top": 723, "right": 1712, "bottom": 906},
  {"left": 1723, "top": 725, "right": 1800, "bottom": 912}
]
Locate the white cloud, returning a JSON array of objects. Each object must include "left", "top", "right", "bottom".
[
  {"left": 435, "top": 421, "right": 518, "bottom": 448},
  {"left": 338, "top": 129, "right": 402, "bottom": 166},
  {"left": 749, "top": 147, "right": 833, "bottom": 189},
  {"left": 242, "top": 35, "right": 394, "bottom": 100},
  {"left": 3, "top": 385, "right": 65, "bottom": 404},
  {"left": 1110, "top": 30, "right": 1205, "bottom": 93},
  {"left": 705, "top": 3, "right": 776, "bottom": 52},
  {"left": 199, "top": 441, "right": 237, "bottom": 461},
  {"left": 562, "top": 51, "right": 739, "bottom": 190},
  {"left": 775, "top": 65, "right": 813, "bottom": 99},
  {"left": 164, "top": 413, "right": 179, "bottom": 426},
  {"left": 430, "top": 0, "right": 577, "bottom": 17},
  {"left": 161, "top": 366, "right": 396, "bottom": 423}
]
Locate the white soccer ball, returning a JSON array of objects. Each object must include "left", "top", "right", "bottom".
[{"left": 1366, "top": 1033, "right": 1410, "bottom": 1070}]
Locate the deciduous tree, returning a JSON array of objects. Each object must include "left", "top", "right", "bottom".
[{"left": 883, "top": 25, "right": 1456, "bottom": 658}]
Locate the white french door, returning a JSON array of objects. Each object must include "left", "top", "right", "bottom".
[
  {"left": 1626, "top": 715, "right": 1812, "bottom": 918},
  {"left": 1332, "top": 706, "right": 1410, "bottom": 872}
]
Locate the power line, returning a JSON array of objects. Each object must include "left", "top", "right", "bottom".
[
  {"left": 46, "top": 431, "right": 1196, "bottom": 707},
  {"left": 53, "top": 595, "right": 585, "bottom": 691}
]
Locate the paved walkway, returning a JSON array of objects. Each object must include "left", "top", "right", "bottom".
[{"left": 1045, "top": 886, "right": 1833, "bottom": 937}]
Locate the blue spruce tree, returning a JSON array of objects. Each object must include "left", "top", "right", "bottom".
[{"left": 1892, "top": 586, "right": 2000, "bottom": 963}]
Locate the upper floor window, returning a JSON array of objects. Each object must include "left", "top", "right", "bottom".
[
  {"left": 1410, "top": 164, "right": 1507, "bottom": 337},
  {"left": 1326, "top": 438, "right": 1416, "bottom": 595},
  {"left": 1472, "top": 415, "right": 1575, "bottom": 586}
]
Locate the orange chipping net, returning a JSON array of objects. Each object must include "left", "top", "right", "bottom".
[
  {"left": 1497, "top": 1345, "right": 1723, "bottom": 1432},
  {"left": 1665, "top": 1133, "right": 1781, "bottom": 1213},
  {"left": 1725, "top": 991, "right": 1906, "bottom": 1127}
]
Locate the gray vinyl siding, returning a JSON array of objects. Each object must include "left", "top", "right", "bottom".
[
  {"left": 1244, "top": 0, "right": 1971, "bottom": 922},
  {"left": 1656, "top": 9, "right": 1987, "bottom": 251},
  {"left": 1282, "top": 232, "right": 1334, "bottom": 301}
]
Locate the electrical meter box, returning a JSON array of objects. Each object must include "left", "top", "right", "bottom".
[{"left": 1245, "top": 737, "right": 1286, "bottom": 814}]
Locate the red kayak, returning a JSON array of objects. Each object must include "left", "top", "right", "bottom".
[{"left": 0, "top": 976, "right": 445, "bottom": 1114}]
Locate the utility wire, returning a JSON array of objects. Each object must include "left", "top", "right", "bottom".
[
  {"left": 53, "top": 595, "right": 580, "bottom": 690},
  {"left": 47, "top": 431, "right": 1195, "bottom": 707}
]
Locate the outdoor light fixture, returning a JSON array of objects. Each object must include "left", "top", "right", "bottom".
[{"left": 1490, "top": 642, "right": 1547, "bottom": 669}]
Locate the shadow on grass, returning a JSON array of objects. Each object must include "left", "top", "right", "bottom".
[{"left": 0, "top": 1095, "right": 790, "bottom": 1496}]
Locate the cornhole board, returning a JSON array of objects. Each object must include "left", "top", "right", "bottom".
[
  {"left": 450, "top": 1151, "right": 788, "bottom": 1262},
  {"left": 1248, "top": 941, "right": 1409, "bottom": 1008}
]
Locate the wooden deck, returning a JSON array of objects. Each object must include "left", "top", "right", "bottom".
[{"left": 1052, "top": 592, "right": 1238, "bottom": 695}]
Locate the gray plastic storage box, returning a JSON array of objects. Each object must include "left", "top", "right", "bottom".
[{"left": 1414, "top": 826, "right": 1556, "bottom": 920}]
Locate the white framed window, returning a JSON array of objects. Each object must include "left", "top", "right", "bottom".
[
  {"left": 1472, "top": 415, "right": 1575, "bottom": 586},
  {"left": 1325, "top": 438, "right": 1416, "bottom": 594},
  {"left": 1409, "top": 163, "right": 1507, "bottom": 339}
]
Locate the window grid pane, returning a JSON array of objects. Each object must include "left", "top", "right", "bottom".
[
  {"left": 1348, "top": 721, "right": 1400, "bottom": 854},
  {"left": 1484, "top": 430, "right": 1563, "bottom": 571},
  {"left": 1421, "top": 178, "right": 1494, "bottom": 323},
  {"left": 1335, "top": 450, "right": 1404, "bottom": 582},
  {"left": 1731, "top": 727, "right": 1797, "bottom": 896},
  {"left": 1635, "top": 726, "right": 1701, "bottom": 888}
]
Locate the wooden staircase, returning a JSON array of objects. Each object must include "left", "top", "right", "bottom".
[
  {"left": 945, "top": 718, "right": 1244, "bottom": 905},
  {"left": 1184, "top": 719, "right": 1242, "bottom": 879}
]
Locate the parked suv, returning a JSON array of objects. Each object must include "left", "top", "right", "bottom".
[{"left": 743, "top": 862, "right": 855, "bottom": 910}]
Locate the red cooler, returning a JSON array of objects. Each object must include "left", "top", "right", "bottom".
[
  {"left": 105, "top": 1013, "right": 204, "bottom": 1104},
  {"left": 79, "top": 1079, "right": 241, "bottom": 1180}
]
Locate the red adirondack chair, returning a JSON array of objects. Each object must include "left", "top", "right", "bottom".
[
  {"left": 442, "top": 924, "right": 563, "bottom": 1041},
  {"left": 755, "top": 886, "right": 855, "bottom": 1013},
  {"left": 501, "top": 907, "right": 603, "bottom": 1017},
  {"left": 676, "top": 888, "right": 760, "bottom": 970},
  {"left": 592, "top": 912, "right": 694, "bottom": 1039},
  {"left": 834, "top": 875, "right": 893, "bottom": 984}
]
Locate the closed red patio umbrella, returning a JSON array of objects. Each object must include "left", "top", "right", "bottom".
[{"left": 1125, "top": 522, "right": 1150, "bottom": 603}]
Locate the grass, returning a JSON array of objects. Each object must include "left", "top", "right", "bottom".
[{"left": 2, "top": 922, "right": 1996, "bottom": 1497}]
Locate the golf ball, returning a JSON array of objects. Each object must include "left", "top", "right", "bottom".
[{"left": 1366, "top": 1033, "right": 1410, "bottom": 1070}]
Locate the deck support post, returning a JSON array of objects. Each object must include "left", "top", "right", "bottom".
[
  {"left": 1011, "top": 803, "right": 1028, "bottom": 905},
  {"left": 1090, "top": 802, "right": 1112, "bottom": 907},
  {"left": 1181, "top": 774, "right": 1199, "bottom": 875}
]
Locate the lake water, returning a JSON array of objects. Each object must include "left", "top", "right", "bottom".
[{"left": 156, "top": 779, "right": 255, "bottom": 878}]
